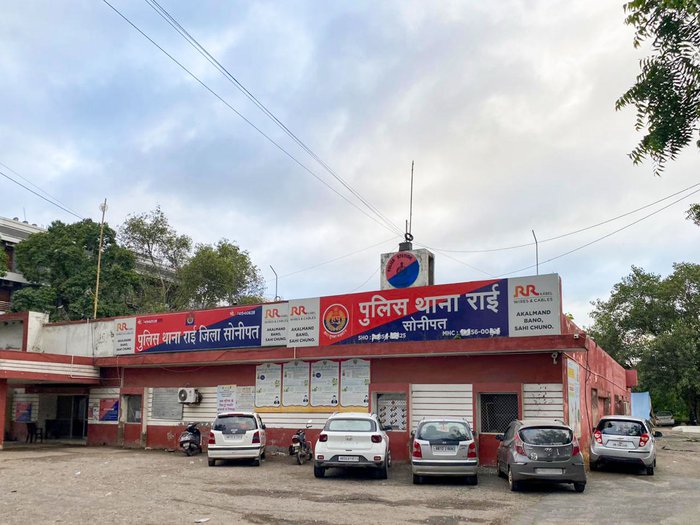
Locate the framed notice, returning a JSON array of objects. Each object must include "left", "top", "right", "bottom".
[
  {"left": 255, "top": 363, "right": 282, "bottom": 407},
  {"left": 340, "top": 359, "right": 370, "bottom": 407},
  {"left": 283, "top": 361, "right": 310, "bottom": 406},
  {"left": 310, "top": 360, "right": 339, "bottom": 407},
  {"left": 99, "top": 398, "right": 119, "bottom": 422},
  {"left": 237, "top": 386, "right": 256, "bottom": 411}
]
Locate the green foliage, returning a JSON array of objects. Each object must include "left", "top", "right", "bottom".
[
  {"left": 119, "top": 207, "right": 192, "bottom": 312},
  {"left": 617, "top": 0, "right": 700, "bottom": 174},
  {"left": 176, "top": 239, "right": 265, "bottom": 309},
  {"left": 688, "top": 203, "right": 700, "bottom": 225},
  {"left": 11, "top": 220, "right": 138, "bottom": 320},
  {"left": 588, "top": 263, "right": 700, "bottom": 419},
  {"left": 0, "top": 249, "right": 8, "bottom": 277}
]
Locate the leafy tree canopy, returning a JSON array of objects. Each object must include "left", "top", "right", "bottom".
[
  {"left": 617, "top": 0, "right": 700, "bottom": 174},
  {"left": 177, "top": 239, "right": 265, "bottom": 309},
  {"left": 11, "top": 220, "right": 138, "bottom": 320},
  {"left": 588, "top": 262, "right": 700, "bottom": 420},
  {"left": 119, "top": 206, "right": 192, "bottom": 312},
  {"left": 0, "top": 249, "right": 8, "bottom": 277}
]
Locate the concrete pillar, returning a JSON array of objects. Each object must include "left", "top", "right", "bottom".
[{"left": 0, "top": 379, "right": 7, "bottom": 449}]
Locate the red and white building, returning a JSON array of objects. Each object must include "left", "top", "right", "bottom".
[{"left": 0, "top": 249, "right": 635, "bottom": 465}]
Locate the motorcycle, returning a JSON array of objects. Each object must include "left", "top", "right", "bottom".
[
  {"left": 289, "top": 420, "right": 313, "bottom": 465},
  {"left": 179, "top": 422, "right": 202, "bottom": 456}
]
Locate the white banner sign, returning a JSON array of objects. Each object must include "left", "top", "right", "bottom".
[
  {"left": 255, "top": 363, "right": 282, "bottom": 407},
  {"left": 311, "top": 360, "right": 339, "bottom": 407},
  {"left": 340, "top": 359, "right": 370, "bottom": 407},
  {"left": 283, "top": 361, "right": 310, "bottom": 406},
  {"left": 114, "top": 318, "right": 136, "bottom": 355},
  {"left": 507, "top": 274, "right": 562, "bottom": 337},
  {"left": 262, "top": 303, "right": 288, "bottom": 347},
  {"left": 287, "top": 298, "right": 320, "bottom": 347},
  {"left": 216, "top": 385, "right": 237, "bottom": 413}
]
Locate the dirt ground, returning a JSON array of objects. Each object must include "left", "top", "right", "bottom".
[{"left": 1, "top": 430, "right": 699, "bottom": 525}]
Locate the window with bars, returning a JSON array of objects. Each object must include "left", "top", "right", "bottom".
[{"left": 480, "top": 393, "right": 519, "bottom": 433}]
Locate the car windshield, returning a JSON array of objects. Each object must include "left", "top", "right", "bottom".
[
  {"left": 597, "top": 419, "right": 645, "bottom": 436},
  {"left": 213, "top": 415, "right": 257, "bottom": 433},
  {"left": 418, "top": 421, "right": 471, "bottom": 441},
  {"left": 519, "top": 427, "right": 572, "bottom": 445},
  {"left": 325, "top": 418, "right": 376, "bottom": 432}
]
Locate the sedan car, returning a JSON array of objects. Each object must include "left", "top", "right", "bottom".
[
  {"left": 207, "top": 412, "right": 266, "bottom": 467},
  {"left": 654, "top": 411, "right": 675, "bottom": 427},
  {"left": 496, "top": 419, "right": 586, "bottom": 492},
  {"left": 590, "top": 415, "right": 661, "bottom": 475},
  {"left": 410, "top": 418, "right": 478, "bottom": 485},
  {"left": 314, "top": 412, "right": 391, "bottom": 479}
]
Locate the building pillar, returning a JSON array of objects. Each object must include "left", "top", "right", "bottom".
[{"left": 0, "top": 379, "right": 7, "bottom": 449}]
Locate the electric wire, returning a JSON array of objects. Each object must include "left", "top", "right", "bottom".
[
  {"left": 426, "top": 181, "right": 700, "bottom": 253},
  {"left": 0, "top": 161, "right": 85, "bottom": 220},
  {"left": 497, "top": 186, "right": 700, "bottom": 277},
  {"left": 348, "top": 267, "right": 380, "bottom": 293},
  {"left": 0, "top": 168, "right": 84, "bottom": 220},
  {"left": 101, "top": 0, "right": 402, "bottom": 237},
  {"left": 142, "top": 0, "right": 403, "bottom": 237}
]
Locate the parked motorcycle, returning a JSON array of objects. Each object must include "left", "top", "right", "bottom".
[
  {"left": 179, "top": 422, "right": 202, "bottom": 456},
  {"left": 289, "top": 420, "right": 313, "bottom": 464}
]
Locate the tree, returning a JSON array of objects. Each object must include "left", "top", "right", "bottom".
[
  {"left": 0, "top": 249, "right": 7, "bottom": 277},
  {"left": 177, "top": 239, "right": 265, "bottom": 309},
  {"left": 616, "top": 1, "right": 700, "bottom": 174},
  {"left": 688, "top": 203, "right": 700, "bottom": 225},
  {"left": 11, "top": 220, "right": 138, "bottom": 320},
  {"left": 588, "top": 263, "right": 700, "bottom": 421},
  {"left": 119, "top": 207, "right": 192, "bottom": 311}
]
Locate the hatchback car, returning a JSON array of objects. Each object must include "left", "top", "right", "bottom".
[
  {"left": 207, "top": 412, "right": 267, "bottom": 467},
  {"left": 590, "top": 415, "right": 661, "bottom": 475},
  {"left": 496, "top": 419, "right": 586, "bottom": 492},
  {"left": 654, "top": 411, "right": 675, "bottom": 427},
  {"left": 410, "top": 418, "right": 478, "bottom": 485},
  {"left": 314, "top": 412, "right": 391, "bottom": 479}
]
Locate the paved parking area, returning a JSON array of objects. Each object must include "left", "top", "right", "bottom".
[{"left": 1, "top": 431, "right": 699, "bottom": 525}]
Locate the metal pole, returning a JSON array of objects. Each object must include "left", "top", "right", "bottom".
[
  {"left": 408, "top": 160, "right": 414, "bottom": 238},
  {"left": 270, "top": 265, "right": 279, "bottom": 301},
  {"left": 532, "top": 229, "right": 539, "bottom": 276},
  {"left": 93, "top": 199, "right": 108, "bottom": 319}
]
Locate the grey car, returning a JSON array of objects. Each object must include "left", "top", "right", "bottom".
[
  {"left": 590, "top": 415, "right": 661, "bottom": 475},
  {"left": 496, "top": 419, "right": 586, "bottom": 492},
  {"left": 410, "top": 418, "right": 478, "bottom": 485}
]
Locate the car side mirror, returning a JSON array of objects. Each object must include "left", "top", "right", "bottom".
[
  {"left": 654, "top": 431, "right": 663, "bottom": 438},
  {"left": 261, "top": 424, "right": 266, "bottom": 429},
  {"left": 495, "top": 434, "right": 504, "bottom": 441},
  {"left": 382, "top": 425, "right": 393, "bottom": 431}
]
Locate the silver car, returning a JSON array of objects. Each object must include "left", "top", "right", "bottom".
[
  {"left": 590, "top": 415, "right": 661, "bottom": 475},
  {"left": 410, "top": 418, "right": 478, "bottom": 485},
  {"left": 654, "top": 411, "right": 675, "bottom": 427},
  {"left": 496, "top": 419, "right": 586, "bottom": 492}
]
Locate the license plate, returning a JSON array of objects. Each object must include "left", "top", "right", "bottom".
[
  {"left": 179, "top": 436, "right": 190, "bottom": 443},
  {"left": 535, "top": 468, "right": 563, "bottom": 475},
  {"left": 225, "top": 434, "right": 243, "bottom": 440},
  {"left": 610, "top": 441, "right": 632, "bottom": 448},
  {"left": 338, "top": 456, "right": 360, "bottom": 462},
  {"left": 432, "top": 446, "right": 456, "bottom": 453}
]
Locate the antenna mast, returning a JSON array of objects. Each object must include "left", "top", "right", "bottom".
[{"left": 400, "top": 161, "right": 415, "bottom": 251}]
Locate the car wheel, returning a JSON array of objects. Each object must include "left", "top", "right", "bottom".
[
  {"left": 574, "top": 482, "right": 586, "bottom": 493},
  {"left": 465, "top": 475, "right": 478, "bottom": 486},
  {"left": 313, "top": 465, "right": 325, "bottom": 478},
  {"left": 376, "top": 460, "right": 389, "bottom": 480},
  {"left": 252, "top": 457, "right": 261, "bottom": 467},
  {"left": 646, "top": 465, "right": 654, "bottom": 476},
  {"left": 387, "top": 449, "right": 392, "bottom": 468},
  {"left": 261, "top": 449, "right": 266, "bottom": 460},
  {"left": 497, "top": 461, "right": 507, "bottom": 479},
  {"left": 208, "top": 458, "right": 216, "bottom": 467},
  {"left": 508, "top": 467, "right": 520, "bottom": 492},
  {"left": 412, "top": 474, "right": 423, "bottom": 484},
  {"left": 589, "top": 460, "right": 599, "bottom": 471}
]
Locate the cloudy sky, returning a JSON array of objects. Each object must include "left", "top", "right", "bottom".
[{"left": 1, "top": 0, "right": 699, "bottom": 327}]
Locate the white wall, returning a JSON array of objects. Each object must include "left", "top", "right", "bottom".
[
  {"left": 411, "top": 384, "right": 474, "bottom": 430},
  {"left": 26, "top": 312, "right": 49, "bottom": 352},
  {"left": 39, "top": 320, "right": 115, "bottom": 357},
  {"left": 0, "top": 320, "right": 23, "bottom": 350},
  {"left": 522, "top": 384, "right": 565, "bottom": 419}
]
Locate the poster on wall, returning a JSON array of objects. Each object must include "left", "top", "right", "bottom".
[
  {"left": 114, "top": 318, "right": 136, "bottom": 355},
  {"left": 99, "top": 398, "right": 119, "bottom": 422},
  {"left": 567, "top": 359, "right": 581, "bottom": 438},
  {"left": 15, "top": 402, "right": 32, "bottom": 422},
  {"left": 255, "top": 363, "right": 282, "bottom": 407},
  {"left": 340, "top": 359, "right": 370, "bottom": 407},
  {"left": 217, "top": 385, "right": 237, "bottom": 413},
  {"left": 507, "top": 275, "right": 562, "bottom": 337},
  {"left": 237, "top": 386, "right": 256, "bottom": 411},
  {"left": 377, "top": 394, "right": 407, "bottom": 431},
  {"left": 287, "top": 298, "right": 320, "bottom": 347},
  {"left": 283, "top": 361, "right": 310, "bottom": 406},
  {"left": 310, "top": 360, "right": 339, "bottom": 407}
]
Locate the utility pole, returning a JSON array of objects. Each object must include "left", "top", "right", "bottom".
[
  {"left": 532, "top": 229, "right": 539, "bottom": 276},
  {"left": 270, "top": 265, "right": 279, "bottom": 301},
  {"left": 93, "top": 199, "right": 108, "bottom": 319}
]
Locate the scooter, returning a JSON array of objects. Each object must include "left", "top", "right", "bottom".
[
  {"left": 179, "top": 422, "right": 202, "bottom": 456},
  {"left": 289, "top": 420, "right": 313, "bottom": 465}
]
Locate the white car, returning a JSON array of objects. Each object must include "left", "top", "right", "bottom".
[
  {"left": 314, "top": 412, "right": 391, "bottom": 479},
  {"left": 207, "top": 412, "right": 267, "bottom": 467}
]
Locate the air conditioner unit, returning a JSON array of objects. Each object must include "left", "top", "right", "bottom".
[{"left": 177, "top": 388, "right": 201, "bottom": 404}]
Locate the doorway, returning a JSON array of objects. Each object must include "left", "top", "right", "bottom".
[
  {"left": 47, "top": 395, "right": 88, "bottom": 439},
  {"left": 477, "top": 392, "right": 519, "bottom": 466}
]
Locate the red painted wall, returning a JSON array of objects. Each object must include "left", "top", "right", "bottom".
[{"left": 87, "top": 424, "right": 118, "bottom": 446}]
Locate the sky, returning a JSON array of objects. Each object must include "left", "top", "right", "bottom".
[{"left": 1, "top": 0, "right": 699, "bottom": 328}]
